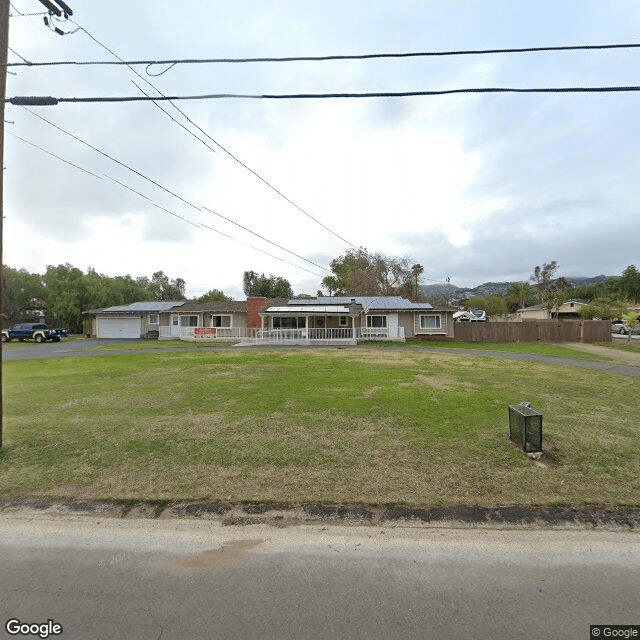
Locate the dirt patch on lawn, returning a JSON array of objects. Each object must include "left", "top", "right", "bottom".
[{"left": 561, "top": 343, "right": 640, "bottom": 367}]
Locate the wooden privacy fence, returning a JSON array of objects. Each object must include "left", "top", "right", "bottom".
[{"left": 453, "top": 320, "right": 611, "bottom": 343}]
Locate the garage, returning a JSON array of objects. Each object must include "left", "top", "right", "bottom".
[{"left": 95, "top": 316, "right": 141, "bottom": 339}]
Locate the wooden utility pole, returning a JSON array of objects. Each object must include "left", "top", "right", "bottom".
[{"left": 0, "top": 0, "right": 9, "bottom": 449}]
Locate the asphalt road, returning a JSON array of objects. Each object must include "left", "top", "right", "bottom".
[{"left": 1, "top": 512, "right": 639, "bottom": 640}]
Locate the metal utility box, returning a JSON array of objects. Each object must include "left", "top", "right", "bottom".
[{"left": 508, "top": 403, "right": 543, "bottom": 453}]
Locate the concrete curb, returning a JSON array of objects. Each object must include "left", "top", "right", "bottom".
[{"left": 1, "top": 497, "right": 639, "bottom": 529}]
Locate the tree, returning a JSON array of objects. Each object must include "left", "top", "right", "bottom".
[
  {"left": 3, "top": 264, "right": 188, "bottom": 333},
  {"left": 542, "top": 289, "right": 566, "bottom": 319},
  {"left": 321, "top": 248, "right": 417, "bottom": 297},
  {"left": 1, "top": 266, "right": 46, "bottom": 323},
  {"left": 149, "top": 271, "right": 186, "bottom": 300},
  {"left": 617, "top": 265, "right": 640, "bottom": 302},
  {"left": 568, "top": 281, "right": 608, "bottom": 302},
  {"left": 530, "top": 261, "right": 559, "bottom": 301},
  {"left": 198, "top": 289, "right": 232, "bottom": 302},
  {"left": 506, "top": 281, "right": 535, "bottom": 311},
  {"left": 621, "top": 309, "right": 640, "bottom": 342},
  {"left": 410, "top": 264, "right": 424, "bottom": 300},
  {"left": 243, "top": 271, "right": 293, "bottom": 298},
  {"left": 42, "top": 263, "right": 88, "bottom": 332},
  {"left": 579, "top": 297, "right": 629, "bottom": 321},
  {"left": 467, "top": 294, "right": 507, "bottom": 317}
]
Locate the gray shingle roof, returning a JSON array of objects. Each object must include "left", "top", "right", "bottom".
[
  {"left": 94, "top": 301, "right": 186, "bottom": 313},
  {"left": 287, "top": 296, "right": 433, "bottom": 311}
]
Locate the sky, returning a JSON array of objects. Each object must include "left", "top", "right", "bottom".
[{"left": 5, "top": 1, "right": 640, "bottom": 300}]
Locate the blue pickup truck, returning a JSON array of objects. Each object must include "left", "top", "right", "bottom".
[{"left": 2, "top": 323, "right": 68, "bottom": 343}]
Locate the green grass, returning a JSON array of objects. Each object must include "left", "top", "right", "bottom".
[
  {"left": 95, "top": 339, "right": 219, "bottom": 350},
  {"left": 2, "top": 348, "right": 639, "bottom": 507},
  {"left": 363, "top": 339, "right": 616, "bottom": 362},
  {"left": 607, "top": 340, "right": 640, "bottom": 354}
]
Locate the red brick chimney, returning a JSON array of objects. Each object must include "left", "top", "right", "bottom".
[{"left": 247, "top": 297, "right": 267, "bottom": 329}]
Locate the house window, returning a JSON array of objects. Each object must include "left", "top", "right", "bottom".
[
  {"left": 148, "top": 314, "right": 159, "bottom": 325},
  {"left": 339, "top": 316, "right": 348, "bottom": 326},
  {"left": 420, "top": 315, "right": 441, "bottom": 330},
  {"left": 366, "top": 315, "right": 387, "bottom": 328},
  {"left": 180, "top": 315, "right": 199, "bottom": 327},
  {"left": 210, "top": 315, "right": 231, "bottom": 328},
  {"left": 273, "top": 316, "right": 305, "bottom": 329}
]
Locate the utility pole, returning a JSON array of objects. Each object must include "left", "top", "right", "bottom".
[{"left": 0, "top": 0, "right": 9, "bottom": 449}]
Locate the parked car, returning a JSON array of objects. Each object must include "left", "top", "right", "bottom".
[
  {"left": 2, "top": 323, "right": 68, "bottom": 343},
  {"left": 453, "top": 309, "right": 487, "bottom": 322},
  {"left": 611, "top": 321, "right": 629, "bottom": 335}
]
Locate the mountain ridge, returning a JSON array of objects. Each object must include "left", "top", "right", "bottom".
[{"left": 421, "top": 275, "right": 615, "bottom": 301}]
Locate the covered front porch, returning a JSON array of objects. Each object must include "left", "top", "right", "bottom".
[
  {"left": 258, "top": 305, "right": 405, "bottom": 345},
  {"left": 260, "top": 306, "right": 357, "bottom": 345}
]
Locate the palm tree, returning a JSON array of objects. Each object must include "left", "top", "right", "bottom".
[
  {"left": 411, "top": 264, "right": 424, "bottom": 299},
  {"left": 510, "top": 281, "right": 533, "bottom": 309}
]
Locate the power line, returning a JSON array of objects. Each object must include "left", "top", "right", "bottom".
[
  {"left": 8, "top": 129, "right": 325, "bottom": 277},
  {"left": 6, "top": 130, "right": 102, "bottom": 178},
  {"left": 17, "top": 108, "right": 329, "bottom": 275},
  {"left": 8, "top": 47, "right": 30, "bottom": 63},
  {"left": 131, "top": 81, "right": 218, "bottom": 155},
  {"left": 201, "top": 205, "right": 329, "bottom": 273},
  {"left": 22, "top": 106, "right": 201, "bottom": 211},
  {"left": 10, "top": 85, "right": 640, "bottom": 106},
  {"left": 70, "top": 20, "right": 357, "bottom": 249},
  {"left": 7, "top": 40, "right": 640, "bottom": 67}
]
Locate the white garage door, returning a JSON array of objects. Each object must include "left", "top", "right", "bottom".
[{"left": 96, "top": 317, "right": 141, "bottom": 339}]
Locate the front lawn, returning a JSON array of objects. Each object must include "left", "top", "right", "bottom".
[{"left": 2, "top": 348, "right": 638, "bottom": 506}]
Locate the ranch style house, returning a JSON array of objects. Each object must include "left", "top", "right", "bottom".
[{"left": 87, "top": 296, "right": 455, "bottom": 345}]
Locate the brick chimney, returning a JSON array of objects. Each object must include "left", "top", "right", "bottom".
[{"left": 247, "top": 297, "right": 267, "bottom": 329}]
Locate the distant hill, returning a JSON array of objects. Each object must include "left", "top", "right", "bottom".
[{"left": 421, "top": 275, "right": 615, "bottom": 302}]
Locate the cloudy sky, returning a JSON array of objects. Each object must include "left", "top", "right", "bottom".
[{"left": 5, "top": 1, "right": 640, "bottom": 299}]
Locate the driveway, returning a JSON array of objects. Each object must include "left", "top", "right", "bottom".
[
  {"left": 3, "top": 338, "right": 640, "bottom": 377},
  {"left": 1, "top": 338, "right": 175, "bottom": 361}
]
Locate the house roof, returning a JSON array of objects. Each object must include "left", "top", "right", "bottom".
[
  {"left": 87, "top": 301, "right": 186, "bottom": 314},
  {"left": 287, "top": 296, "right": 434, "bottom": 311},
  {"left": 518, "top": 299, "right": 587, "bottom": 313},
  {"left": 166, "top": 300, "right": 249, "bottom": 313},
  {"left": 265, "top": 306, "right": 351, "bottom": 314},
  {"left": 162, "top": 297, "right": 290, "bottom": 313}
]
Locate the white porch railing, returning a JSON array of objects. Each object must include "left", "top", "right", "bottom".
[
  {"left": 159, "top": 325, "right": 405, "bottom": 343},
  {"left": 159, "top": 327, "right": 257, "bottom": 341},
  {"left": 358, "top": 327, "right": 405, "bottom": 340}
]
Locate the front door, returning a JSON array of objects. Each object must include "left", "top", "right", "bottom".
[{"left": 170, "top": 314, "right": 180, "bottom": 337}]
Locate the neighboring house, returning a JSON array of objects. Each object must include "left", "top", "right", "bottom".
[
  {"left": 514, "top": 299, "right": 587, "bottom": 321},
  {"left": 87, "top": 296, "right": 454, "bottom": 343}
]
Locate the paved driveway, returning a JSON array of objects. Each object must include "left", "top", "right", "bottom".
[
  {"left": 3, "top": 338, "right": 640, "bottom": 377},
  {"left": 1, "top": 338, "right": 148, "bottom": 361}
]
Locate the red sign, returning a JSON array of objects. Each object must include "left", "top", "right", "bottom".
[{"left": 194, "top": 327, "right": 217, "bottom": 337}]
